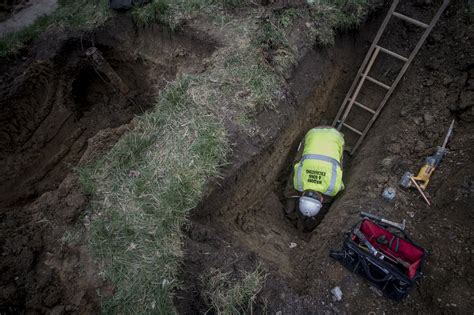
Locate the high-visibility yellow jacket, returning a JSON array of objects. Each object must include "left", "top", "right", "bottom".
[{"left": 292, "top": 128, "right": 345, "bottom": 197}]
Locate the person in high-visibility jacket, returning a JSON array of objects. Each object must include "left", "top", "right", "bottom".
[{"left": 284, "top": 127, "right": 345, "bottom": 230}]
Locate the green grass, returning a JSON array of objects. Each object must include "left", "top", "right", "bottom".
[
  {"left": 308, "top": 0, "right": 375, "bottom": 46},
  {"left": 131, "top": 0, "right": 251, "bottom": 29},
  {"left": 81, "top": 76, "right": 229, "bottom": 313},
  {"left": 251, "top": 0, "right": 376, "bottom": 76},
  {"left": 202, "top": 266, "right": 267, "bottom": 314},
  {"left": 0, "top": 0, "right": 110, "bottom": 57}
]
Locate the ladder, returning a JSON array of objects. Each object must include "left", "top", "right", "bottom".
[{"left": 332, "top": 0, "right": 450, "bottom": 155}]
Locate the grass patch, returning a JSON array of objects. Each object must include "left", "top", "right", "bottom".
[
  {"left": 80, "top": 76, "right": 229, "bottom": 313},
  {"left": 307, "top": 0, "right": 376, "bottom": 46},
  {"left": 222, "top": 48, "right": 281, "bottom": 111},
  {"left": 132, "top": 0, "right": 251, "bottom": 29},
  {"left": 254, "top": 0, "right": 378, "bottom": 73},
  {"left": 0, "top": 0, "right": 110, "bottom": 57},
  {"left": 202, "top": 266, "right": 267, "bottom": 314}
]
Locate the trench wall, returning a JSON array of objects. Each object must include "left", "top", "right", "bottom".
[{"left": 186, "top": 13, "right": 383, "bottom": 286}]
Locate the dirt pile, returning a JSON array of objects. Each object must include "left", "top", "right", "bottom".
[
  {"left": 177, "top": 1, "right": 474, "bottom": 313},
  {"left": 0, "top": 16, "right": 214, "bottom": 312}
]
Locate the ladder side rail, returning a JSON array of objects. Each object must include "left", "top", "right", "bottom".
[
  {"left": 350, "top": 0, "right": 450, "bottom": 155},
  {"left": 332, "top": 0, "right": 400, "bottom": 127},
  {"left": 337, "top": 46, "right": 381, "bottom": 131}
]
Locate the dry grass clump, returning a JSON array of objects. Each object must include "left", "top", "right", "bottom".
[{"left": 202, "top": 266, "right": 267, "bottom": 315}]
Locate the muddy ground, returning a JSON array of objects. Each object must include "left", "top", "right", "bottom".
[
  {"left": 177, "top": 1, "right": 474, "bottom": 314},
  {"left": 0, "top": 16, "right": 215, "bottom": 313},
  {"left": 1, "top": 0, "right": 473, "bottom": 314}
]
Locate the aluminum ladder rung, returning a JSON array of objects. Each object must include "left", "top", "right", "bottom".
[
  {"left": 348, "top": 98, "right": 376, "bottom": 114},
  {"left": 376, "top": 45, "right": 408, "bottom": 62},
  {"left": 341, "top": 123, "right": 363, "bottom": 136},
  {"left": 365, "top": 75, "right": 391, "bottom": 90},
  {"left": 392, "top": 11, "right": 429, "bottom": 28}
]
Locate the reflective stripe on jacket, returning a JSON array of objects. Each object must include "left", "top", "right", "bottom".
[{"left": 292, "top": 128, "right": 345, "bottom": 197}]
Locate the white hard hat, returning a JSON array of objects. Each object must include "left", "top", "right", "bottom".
[{"left": 299, "top": 196, "right": 322, "bottom": 217}]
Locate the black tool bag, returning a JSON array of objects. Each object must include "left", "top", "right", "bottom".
[{"left": 330, "top": 218, "right": 426, "bottom": 300}]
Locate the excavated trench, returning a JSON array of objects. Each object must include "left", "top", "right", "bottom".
[
  {"left": 0, "top": 16, "right": 214, "bottom": 209},
  {"left": 176, "top": 12, "right": 385, "bottom": 312},
  {"left": 177, "top": 2, "right": 471, "bottom": 313},
  {"left": 0, "top": 16, "right": 215, "bottom": 312}
]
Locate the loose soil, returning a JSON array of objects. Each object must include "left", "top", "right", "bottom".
[
  {"left": 177, "top": 1, "right": 474, "bottom": 314},
  {"left": 0, "top": 16, "right": 215, "bottom": 313}
]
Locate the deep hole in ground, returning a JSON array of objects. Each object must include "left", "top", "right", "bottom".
[
  {"left": 177, "top": 1, "right": 473, "bottom": 313},
  {"left": 0, "top": 16, "right": 215, "bottom": 312}
]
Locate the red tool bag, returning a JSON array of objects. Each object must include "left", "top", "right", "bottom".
[{"left": 330, "top": 218, "right": 426, "bottom": 300}]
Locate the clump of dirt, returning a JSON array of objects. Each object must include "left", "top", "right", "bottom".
[
  {"left": 0, "top": 16, "right": 215, "bottom": 312},
  {"left": 177, "top": 1, "right": 474, "bottom": 313}
]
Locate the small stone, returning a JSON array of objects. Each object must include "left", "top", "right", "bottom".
[
  {"left": 382, "top": 187, "right": 396, "bottom": 202},
  {"left": 400, "top": 108, "right": 409, "bottom": 118},
  {"left": 289, "top": 242, "right": 297, "bottom": 249},
  {"left": 331, "top": 286, "right": 343, "bottom": 302}
]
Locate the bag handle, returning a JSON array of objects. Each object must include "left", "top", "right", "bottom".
[{"left": 359, "top": 254, "right": 393, "bottom": 283}]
